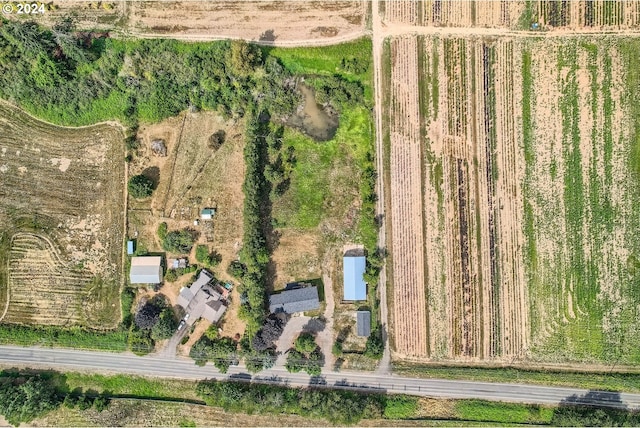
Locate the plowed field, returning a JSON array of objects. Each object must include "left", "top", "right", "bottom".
[
  {"left": 383, "top": 0, "right": 640, "bottom": 30},
  {"left": 0, "top": 102, "right": 125, "bottom": 328},
  {"left": 13, "top": 1, "right": 366, "bottom": 43},
  {"left": 385, "top": 35, "right": 640, "bottom": 364}
]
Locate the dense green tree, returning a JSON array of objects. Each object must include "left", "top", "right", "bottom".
[
  {"left": 128, "top": 174, "right": 154, "bottom": 199},
  {"left": 151, "top": 308, "right": 177, "bottom": 341},
  {"left": 294, "top": 333, "right": 317, "bottom": 353},
  {"left": 364, "top": 326, "right": 384, "bottom": 359},
  {"left": 0, "top": 374, "right": 62, "bottom": 425},
  {"left": 163, "top": 229, "right": 197, "bottom": 254}
]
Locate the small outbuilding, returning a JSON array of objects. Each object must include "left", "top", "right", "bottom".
[
  {"left": 129, "top": 256, "right": 162, "bottom": 284},
  {"left": 127, "top": 240, "right": 134, "bottom": 255},
  {"left": 356, "top": 310, "right": 371, "bottom": 337},
  {"left": 343, "top": 255, "right": 366, "bottom": 301},
  {"left": 269, "top": 286, "right": 320, "bottom": 314},
  {"left": 200, "top": 208, "right": 216, "bottom": 220}
]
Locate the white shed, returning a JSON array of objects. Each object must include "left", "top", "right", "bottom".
[{"left": 129, "top": 256, "right": 162, "bottom": 284}]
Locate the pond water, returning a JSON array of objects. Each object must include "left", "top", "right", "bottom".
[{"left": 287, "top": 84, "right": 339, "bottom": 142}]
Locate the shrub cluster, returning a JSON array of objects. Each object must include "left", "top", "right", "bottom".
[
  {"left": 285, "top": 333, "right": 323, "bottom": 375},
  {"left": 129, "top": 295, "right": 177, "bottom": 355},
  {"left": 0, "top": 20, "right": 300, "bottom": 126},
  {"left": 196, "top": 380, "right": 385, "bottom": 425}
]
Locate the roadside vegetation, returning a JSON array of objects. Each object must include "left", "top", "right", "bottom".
[
  {"left": 8, "top": 369, "right": 640, "bottom": 427},
  {"left": 394, "top": 363, "right": 640, "bottom": 393}
]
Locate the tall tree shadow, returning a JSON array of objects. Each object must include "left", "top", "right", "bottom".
[{"left": 553, "top": 390, "right": 640, "bottom": 426}]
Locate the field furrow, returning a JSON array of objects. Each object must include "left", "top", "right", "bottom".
[{"left": 389, "top": 36, "right": 428, "bottom": 358}]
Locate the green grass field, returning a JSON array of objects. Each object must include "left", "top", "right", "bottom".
[{"left": 521, "top": 37, "right": 640, "bottom": 364}]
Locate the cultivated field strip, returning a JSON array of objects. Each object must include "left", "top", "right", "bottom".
[
  {"left": 388, "top": 37, "right": 428, "bottom": 357},
  {"left": 5, "top": 234, "right": 89, "bottom": 325},
  {"left": 389, "top": 36, "right": 528, "bottom": 361},
  {"left": 0, "top": 102, "right": 124, "bottom": 328},
  {"left": 383, "top": 0, "right": 640, "bottom": 30},
  {"left": 534, "top": 0, "right": 640, "bottom": 28}
]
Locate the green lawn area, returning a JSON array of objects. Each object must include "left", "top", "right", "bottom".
[{"left": 273, "top": 106, "right": 373, "bottom": 238}]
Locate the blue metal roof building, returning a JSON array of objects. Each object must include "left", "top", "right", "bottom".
[
  {"left": 343, "top": 255, "right": 366, "bottom": 300},
  {"left": 127, "top": 240, "right": 134, "bottom": 255}
]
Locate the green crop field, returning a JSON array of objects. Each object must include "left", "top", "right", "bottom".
[{"left": 387, "top": 33, "right": 640, "bottom": 364}]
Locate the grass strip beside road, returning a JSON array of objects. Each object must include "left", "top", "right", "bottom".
[{"left": 394, "top": 363, "right": 640, "bottom": 392}]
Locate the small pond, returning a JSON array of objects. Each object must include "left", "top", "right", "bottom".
[{"left": 287, "top": 84, "right": 339, "bottom": 142}]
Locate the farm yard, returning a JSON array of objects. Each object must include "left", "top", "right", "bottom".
[
  {"left": 127, "top": 110, "right": 246, "bottom": 341},
  {"left": 384, "top": 33, "right": 640, "bottom": 364},
  {"left": 381, "top": 0, "right": 640, "bottom": 30},
  {"left": 0, "top": 101, "right": 125, "bottom": 328}
]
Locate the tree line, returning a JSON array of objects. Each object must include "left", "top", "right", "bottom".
[{"left": 0, "top": 18, "right": 300, "bottom": 127}]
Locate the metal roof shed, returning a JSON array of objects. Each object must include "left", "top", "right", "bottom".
[
  {"left": 127, "top": 240, "right": 134, "bottom": 255},
  {"left": 269, "top": 286, "right": 320, "bottom": 314},
  {"left": 129, "top": 256, "right": 162, "bottom": 284},
  {"left": 343, "top": 255, "right": 366, "bottom": 300},
  {"left": 357, "top": 311, "right": 371, "bottom": 337},
  {"left": 200, "top": 208, "right": 215, "bottom": 220}
]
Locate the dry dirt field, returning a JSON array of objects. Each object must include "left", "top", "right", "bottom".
[
  {"left": 0, "top": 101, "right": 125, "bottom": 328},
  {"left": 385, "top": 34, "right": 640, "bottom": 364},
  {"left": 15, "top": 1, "right": 366, "bottom": 43},
  {"left": 382, "top": 0, "right": 640, "bottom": 30}
]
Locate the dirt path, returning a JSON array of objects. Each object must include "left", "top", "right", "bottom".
[
  {"left": 317, "top": 255, "right": 336, "bottom": 371},
  {"left": 372, "top": 0, "right": 391, "bottom": 375}
]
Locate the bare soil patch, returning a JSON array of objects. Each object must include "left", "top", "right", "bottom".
[{"left": 270, "top": 229, "right": 321, "bottom": 291}]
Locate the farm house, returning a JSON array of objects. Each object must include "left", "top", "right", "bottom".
[
  {"left": 343, "top": 255, "right": 366, "bottom": 300},
  {"left": 129, "top": 256, "right": 162, "bottom": 284},
  {"left": 177, "top": 269, "right": 227, "bottom": 324},
  {"left": 269, "top": 285, "right": 320, "bottom": 314}
]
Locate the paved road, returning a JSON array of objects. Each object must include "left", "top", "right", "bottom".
[{"left": 1, "top": 345, "right": 640, "bottom": 410}]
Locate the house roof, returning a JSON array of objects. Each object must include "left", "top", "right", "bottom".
[
  {"left": 357, "top": 311, "right": 371, "bottom": 337},
  {"left": 129, "top": 256, "right": 162, "bottom": 284},
  {"left": 343, "top": 256, "right": 366, "bottom": 300},
  {"left": 269, "top": 286, "right": 320, "bottom": 314},
  {"left": 177, "top": 269, "right": 227, "bottom": 324}
]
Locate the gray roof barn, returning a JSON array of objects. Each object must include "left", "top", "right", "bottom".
[
  {"left": 129, "top": 256, "right": 162, "bottom": 284},
  {"left": 356, "top": 310, "right": 371, "bottom": 337},
  {"left": 177, "top": 269, "right": 227, "bottom": 325},
  {"left": 269, "top": 286, "right": 320, "bottom": 314}
]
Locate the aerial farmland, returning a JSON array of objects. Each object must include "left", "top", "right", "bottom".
[
  {"left": 383, "top": 0, "right": 640, "bottom": 365},
  {"left": 0, "top": 102, "right": 125, "bottom": 329}
]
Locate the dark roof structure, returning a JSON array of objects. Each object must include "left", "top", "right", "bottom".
[
  {"left": 357, "top": 310, "right": 371, "bottom": 337},
  {"left": 269, "top": 286, "right": 320, "bottom": 314}
]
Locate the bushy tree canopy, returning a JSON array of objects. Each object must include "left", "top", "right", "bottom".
[
  {"left": 163, "top": 229, "right": 197, "bottom": 254},
  {"left": 0, "top": 374, "right": 61, "bottom": 425},
  {"left": 134, "top": 300, "right": 162, "bottom": 330},
  {"left": 128, "top": 174, "right": 154, "bottom": 199}
]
